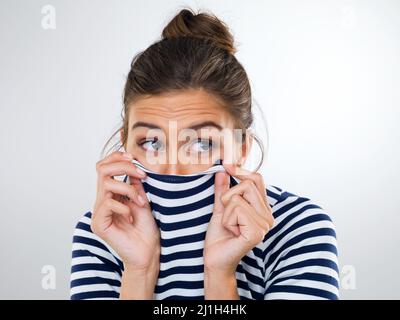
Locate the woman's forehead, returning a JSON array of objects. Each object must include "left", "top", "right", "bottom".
[{"left": 128, "top": 90, "right": 234, "bottom": 130}]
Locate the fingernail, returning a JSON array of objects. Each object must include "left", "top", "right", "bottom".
[
  {"left": 137, "top": 195, "right": 145, "bottom": 205},
  {"left": 136, "top": 167, "right": 146, "bottom": 177},
  {"left": 123, "top": 152, "right": 133, "bottom": 160}
]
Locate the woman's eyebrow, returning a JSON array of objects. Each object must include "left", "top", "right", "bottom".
[
  {"left": 131, "top": 121, "right": 223, "bottom": 131},
  {"left": 188, "top": 121, "right": 223, "bottom": 131},
  {"left": 131, "top": 121, "right": 161, "bottom": 131}
]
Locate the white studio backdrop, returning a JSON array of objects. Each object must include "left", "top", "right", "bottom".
[{"left": 0, "top": 0, "right": 399, "bottom": 299}]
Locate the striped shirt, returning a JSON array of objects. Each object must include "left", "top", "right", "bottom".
[{"left": 70, "top": 160, "right": 339, "bottom": 300}]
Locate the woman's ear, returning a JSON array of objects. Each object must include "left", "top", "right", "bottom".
[
  {"left": 238, "top": 130, "right": 253, "bottom": 166},
  {"left": 120, "top": 129, "right": 126, "bottom": 151}
]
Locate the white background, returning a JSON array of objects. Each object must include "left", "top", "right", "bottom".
[{"left": 0, "top": 0, "right": 399, "bottom": 299}]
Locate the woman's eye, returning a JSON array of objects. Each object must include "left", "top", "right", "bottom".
[
  {"left": 140, "top": 138, "right": 164, "bottom": 152},
  {"left": 188, "top": 139, "right": 214, "bottom": 153}
]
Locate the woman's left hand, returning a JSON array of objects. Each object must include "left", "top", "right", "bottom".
[{"left": 204, "top": 164, "right": 275, "bottom": 275}]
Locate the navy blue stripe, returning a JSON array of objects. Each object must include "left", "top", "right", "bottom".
[
  {"left": 151, "top": 194, "right": 214, "bottom": 215},
  {"left": 160, "top": 248, "right": 204, "bottom": 263},
  {"left": 146, "top": 172, "right": 205, "bottom": 183},
  {"left": 265, "top": 227, "right": 337, "bottom": 272},
  {"left": 262, "top": 209, "right": 332, "bottom": 261},
  {"left": 158, "top": 213, "right": 212, "bottom": 232},
  {"left": 155, "top": 280, "right": 204, "bottom": 293},
  {"left": 71, "top": 277, "right": 121, "bottom": 288},
  {"left": 163, "top": 295, "right": 203, "bottom": 300},
  {"left": 270, "top": 272, "right": 339, "bottom": 289},
  {"left": 71, "top": 290, "right": 119, "bottom": 300},
  {"left": 237, "top": 280, "right": 264, "bottom": 299},
  {"left": 143, "top": 175, "right": 215, "bottom": 199},
  {"left": 73, "top": 236, "right": 109, "bottom": 253},
  {"left": 236, "top": 264, "right": 264, "bottom": 288},
  {"left": 268, "top": 258, "right": 339, "bottom": 284},
  {"left": 71, "top": 263, "right": 119, "bottom": 274},
  {"left": 72, "top": 249, "right": 123, "bottom": 274},
  {"left": 158, "top": 265, "right": 204, "bottom": 278},
  {"left": 271, "top": 197, "right": 311, "bottom": 220},
  {"left": 267, "top": 205, "right": 328, "bottom": 243},
  {"left": 279, "top": 243, "right": 338, "bottom": 264},
  {"left": 270, "top": 185, "right": 283, "bottom": 192},
  {"left": 241, "top": 255, "right": 263, "bottom": 271},
  {"left": 160, "top": 231, "right": 206, "bottom": 247},
  {"left": 265, "top": 284, "right": 338, "bottom": 300},
  {"left": 84, "top": 211, "right": 92, "bottom": 218},
  {"left": 75, "top": 221, "right": 92, "bottom": 232}
]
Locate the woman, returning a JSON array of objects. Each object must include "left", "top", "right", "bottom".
[{"left": 70, "top": 8, "right": 339, "bottom": 300}]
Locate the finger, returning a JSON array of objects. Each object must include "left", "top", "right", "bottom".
[
  {"left": 130, "top": 177, "right": 150, "bottom": 208},
  {"left": 102, "top": 177, "right": 145, "bottom": 207},
  {"left": 220, "top": 180, "right": 267, "bottom": 218},
  {"left": 225, "top": 202, "right": 268, "bottom": 247},
  {"left": 221, "top": 197, "right": 242, "bottom": 236},
  {"left": 221, "top": 180, "right": 272, "bottom": 219},
  {"left": 222, "top": 194, "right": 266, "bottom": 235},
  {"left": 92, "top": 198, "right": 132, "bottom": 235},
  {"left": 97, "top": 161, "right": 147, "bottom": 180},
  {"left": 222, "top": 196, "right": 262, "bottom": 244},
  {"left": 213, "top": 171, "right": 230, "bottom": 215},
  {"left": 97, "top": 151, "right": 134, "bottom": 166},
  {"left": 96, "top": 151, "right": 135, "bottom": 183},
  {"left": 223, "top": 163, "right": 269, "bottom": 205}
]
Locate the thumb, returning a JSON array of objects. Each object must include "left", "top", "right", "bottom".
[{"left": 213, "top": 171, "right": 230, "bottom": 215}]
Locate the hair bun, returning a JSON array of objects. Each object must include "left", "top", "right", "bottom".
[{"left": 162, "top": 8, "right": 236, "bottom": 55}]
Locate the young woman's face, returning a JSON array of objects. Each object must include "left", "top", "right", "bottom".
[{"left": 121, "top": 88, "right": 250, "bottom": 175}]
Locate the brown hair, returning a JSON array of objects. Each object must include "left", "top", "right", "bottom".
[{"left": 102, "top": 8, "right": 266, "bottom": 171}]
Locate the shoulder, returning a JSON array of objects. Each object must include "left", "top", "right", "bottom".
[
  {"left": 259, "top": 185, "right": 339, "bottom": 299},
  {"left": 265, "top": 184, "right": 337, "bottom": 242}
]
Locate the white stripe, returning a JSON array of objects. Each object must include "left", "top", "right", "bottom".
[
  {"left": 156, "top": 288, "right": 204, "bottom": 300},
  {"left": 264, "top": 224, "right": 337, "bottom": 277},
  {"left": 71, "top": 256, "right": 102, "bottom": 266},
  {"left": 153, "top": 204, "right": 213, "bottom": 223},
  {"left": 242, "top": 248, "right": 265, "bottom": 274},
  {"left": 72, "top": 240, "right": 120, "bottom": 267},
  {"left": 160, "top": 222, "right": 208, "bottom": 239},
  {"left": 273, "top": 250, "right": 338, "bottom": 274},
  {"left": 275, "top": 278, "right": 339, "bottom": 297},
  {"left": 79, "top": 215, "right": 93, "bottom": 226},
  {"left": 148, "top": 184, "right": 214, "bottom": 207},
  {"left": 160, "top": 257, "right": 204, "bottom": 271},
  {"left": 264, "top": 235, "right": 338, "bottom": 280},
  {"left": 264, "top": 291, "right": 329, "bottom": 300},
  {"left": 236, "top": 270, "right": 264, "bottom": 293},
  {"left": 161, "top": 240, "right": 204, "bottom": 255},
  {"left": 71, "top": 283, "right": 120, "bottom": 296},
  {"left": 70, "top": 270, "right": 121, "bottom": 282},
  {"left": 143, "top": 174, "right": 212, "bottom": 192},
  {"left": 84, "top": 297, "right": 119, "bottom": 300},
  {"left": 239, "top": 259, "right": 264, "bottom": 281},
  {"left": 265, "top": 266, "right": 339, "bottom": 290},
  {"left": 157, "top": 272, "right": 204, "bottom": 286},
  {"left": 263, "top": 218, "right": 336, "bottom": 269},
  {"left": 74, "top": 222, "right": 122, "bottom": 261},
  {"left": 237, "top": 286, "right": 254, "bottom": 299},
  {"left": 266, "top": 185, "right": 282, "bottom": 206},
  {"left": 259, "top": 198, "right": 316, "bottom": 252}
]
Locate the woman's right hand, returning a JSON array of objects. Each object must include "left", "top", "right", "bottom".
[{"left": 91, "top": 151, "right": 160, "bottom": 272}]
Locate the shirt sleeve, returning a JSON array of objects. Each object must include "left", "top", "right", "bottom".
[
  {"left": 263, "top": 197, "right": 340, "bottom": 300},
  {"left": 70, "top": 212, "right": 123, "bottom": 300}
]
